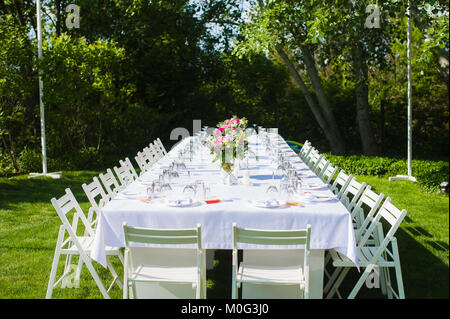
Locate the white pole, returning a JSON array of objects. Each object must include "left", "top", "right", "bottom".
[
  {"left": 389, "top": 0, "right": 416, "bottom": 182},
  {"left": 36, "top": 0, "right": 47, "bottom": 174},
  {"left": 406, "top": 0, "right": 412, "bottom": 177}
]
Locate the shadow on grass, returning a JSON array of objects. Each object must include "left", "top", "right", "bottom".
[
  {"left": 0, "top": 171, "right": 100, "bottom": 210},
  {"left": 207, "top": 228, "right": 449, "bottom": 299},
  {"left": 324, "top": 226, "right": 449, "bottom": 299}
]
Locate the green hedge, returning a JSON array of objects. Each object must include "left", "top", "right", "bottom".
[{"left": 324, "top": 153, "right": 449, "bottom": 192}]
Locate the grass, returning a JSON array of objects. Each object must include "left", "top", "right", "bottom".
[{"left": 0, "top": 171, "right": 448, "bottom": 299}]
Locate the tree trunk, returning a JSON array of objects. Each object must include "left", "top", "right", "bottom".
[
  {"left": 55, "top": 0, "right": 62, "bottom": 36},
  {"left": 352, "top": 43, "right": 378, "bottom": 155},
  {"left": 276, "top": 46, "right": 345, "bottom": 154},
  {"left": 300, "top": 45, "right": 346, "bottom": 154}
]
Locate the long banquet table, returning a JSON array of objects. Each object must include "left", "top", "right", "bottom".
[{"left": 90, "top": 133, "right": 358, "bottom": 299}]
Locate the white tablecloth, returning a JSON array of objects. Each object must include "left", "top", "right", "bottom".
[{"left": 91, "top": 134, "right": 358, "bottom": 269}]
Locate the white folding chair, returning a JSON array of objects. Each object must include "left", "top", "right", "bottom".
[
  {"left": 119, "top": 157, "right": 139, "bottom": 181},
  {"left": 99, "top": 168, "right": 124, "bottom": 199},
  {"left": 329, "top": 170, "right": 353, "bottom": 199},
  {"left": 306, "top": 149, "right": 322, "bottom": 169},
  {"left": 312, "top": 156, "right": 329, "bottom": 177},
  {"left": 323, "top": 187, "right": 385, "bottom": 288},
  {"left": 155, "top": 137, "right": 168, "bottom": 156},
  {"left": 144, "top": 145, "right": 160, "bottom": 164},
  {"left": 122, "top": 223, "right": 206, "bottom": 299},
  {"left": 324, "top": 198, "right": 407, "bottom": 299},
  {"left": 318, "top": 161, "right": 338, "bottom": 185},
  {"left": 298, "top": 140, "right": 312, "bottom": 161},
  {"left": 113, "top": 163, "right": 134, "bottom": 188},
  {"left": 46, "top": 188, "right": 123, "bottom": 299},
  {"left": 351, "top": 186, "right": 385, "bottom": 234},
  {"left": 134, "top": 151, "right": 148, "bottom": 175},
  {"left": 81, "top": 176, "right": 110, "bottom": 232},
  {"left": 232, "top": 223, "right": 311, "bottom": 299},
  {"left": 135, "top": 149, "right": 154, "bottom": 173},
  {"left": 339, "top": 179, "right": 367, "bottom": 212}
]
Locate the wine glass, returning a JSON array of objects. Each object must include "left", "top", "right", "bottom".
[
  {"left": 183, "top": 184, "right": 196, "bottom": 202},
  {"left": 266, "top": 185, "right": 279, "bottom": 202},
  {"left": 146, "top": 183, "right": 154, "bottom": 200},
  {"left": 160, "top": 183, "right": 173, "bottom": 198},
  {"left": 202, "top": 183, "right": 210, "bottom": 201}
]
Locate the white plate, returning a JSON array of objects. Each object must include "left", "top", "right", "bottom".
[
  {"left": 250, "top": 200, "right": 283, "bottom": 208},
  {"left": 165, "top": 198, "right": 198, "bottom": 207},
  {"left": 303, "top": 183, "right": 327, "bottom": 190},
  {"left": 298, "top": 194, "right": 316, "bottom": 201},
  {"left": 118, "top": 191, "right": 140, "bottom": 199},
  {"left": 313, "top": 196, "right": 336, "bottom": 202}
]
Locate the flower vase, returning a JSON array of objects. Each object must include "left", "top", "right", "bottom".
[{"left": 220, "top": 161, "right": 239, "bottom": 185}]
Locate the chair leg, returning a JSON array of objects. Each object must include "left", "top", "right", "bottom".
[
  {"left": 74, "top": 256, "right": 83, "bottom": 288},
  {"left": 348, "top": 264, "right": 376, "bottom": 299},
  {"left": 392, "top": 239, "right": 405, "bottom": 299},
  {"left": 61, "top": 254, "right": 73, "bottom": 288},
  {"left": 79, "top": 251, "right": 110, "bottom": 299},
  {"left": 323, "top": 266, "right": 343, "bottom": 294},
  {"left": 231, "top": 265, "right": 238, "bottom": 299},
  {"left": 326, "top": 267, "right": 349, "bottom": 299},
  {"left": 105, "top": 256, "right": 123, "bottom": 291},
  {"left": 46, "top": 227, "right": 65, "bottom": 299}
]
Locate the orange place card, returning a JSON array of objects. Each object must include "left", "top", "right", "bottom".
[
  {"left": 205, "top": 199, "right": 221, "bottom": 204},
  {"left": 140, "top": 198, "right": 151, "bottom": 204}
]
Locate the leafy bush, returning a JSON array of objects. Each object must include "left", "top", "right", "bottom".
[
  {"left": 18, "top": 147, "right": 42, "bottom": 173},
  {"left": 324, "top": 153, "right": 449, "bottom": 192}
]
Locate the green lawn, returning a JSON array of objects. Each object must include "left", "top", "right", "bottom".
[{"left": 0, "top": 171, "right": 448, "bottom": 299}]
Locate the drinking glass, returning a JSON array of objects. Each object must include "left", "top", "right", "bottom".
[
  {"left": 183, "top": 184, "right": 196, "bottom": 201},
  {"left": 147, "top": 183, "right": 154, "bottom": 200},
  {"left": 161, "top": 183, "right": 173, "bottom": 198},
  {"left": 266, "top": 185, "right": 279, "bottom": 201}
]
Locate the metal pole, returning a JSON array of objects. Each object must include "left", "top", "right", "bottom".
[
  {"left": 36, "top": 0, "right": 47, "bottom": 174},
  {"left": 407, "top": 0, "right": 412, "bottom": 177},
  {"left": 388, "top": 0, "right": 416, "bottom": 182}
]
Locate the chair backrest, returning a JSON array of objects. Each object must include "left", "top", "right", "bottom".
[
  {"left": 82, "top": 176, "right": 109, "bottom": 213},
  {"left": 82, "top": 176, "right": 110, "bottom": 231},
  {"left": 313, "top": 156, "right": 329, "bottom": 176},
  {"left": 358, "top": 197, "right": 407, "bottom": 250},
  {"left": 340, "top": 179, "right": 367, "bottom": 209},
  {"left": 299, "top": 141, "right": 312, "bottom": 160},
  {"left": 123, "top": 223, "right": 202, "bottom": 249},
  {"left": 306, "top": 149, "right": 321, "bottom": 168},
  {"left": 114, "top": 163, "right": 134, "bottom": 187},
  {"left": 134, "top": 152, "right": 148, "bottom": 173},
  {"left": 319, "top": 162, "right": 338, "bottom": 184},
  {"left": 119, "top": 157, "right": 138, "bottom": 181},
  {"left": 145, "top": 144, "right": 160, "bottom": 163},
  {"left": 140, "top": 148, "right": 155, "bottom": 169},
  {"left": 353, "top": 186, "right": 385, "bottom": 240},
  {"left": 155, "top": 137, "right": 167, "bottom": 156},
  {"left": 233, "top": 223, "right": 311, "bottom": 273},
  {"left": 51, "top": 188, "right": 94, "bottom": 238},
  {"left": 330, "top": 170, "right": 353, "bottom": 197},
  {"left": 99, "top": 168, "right": 122, "bottom": 199}
]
